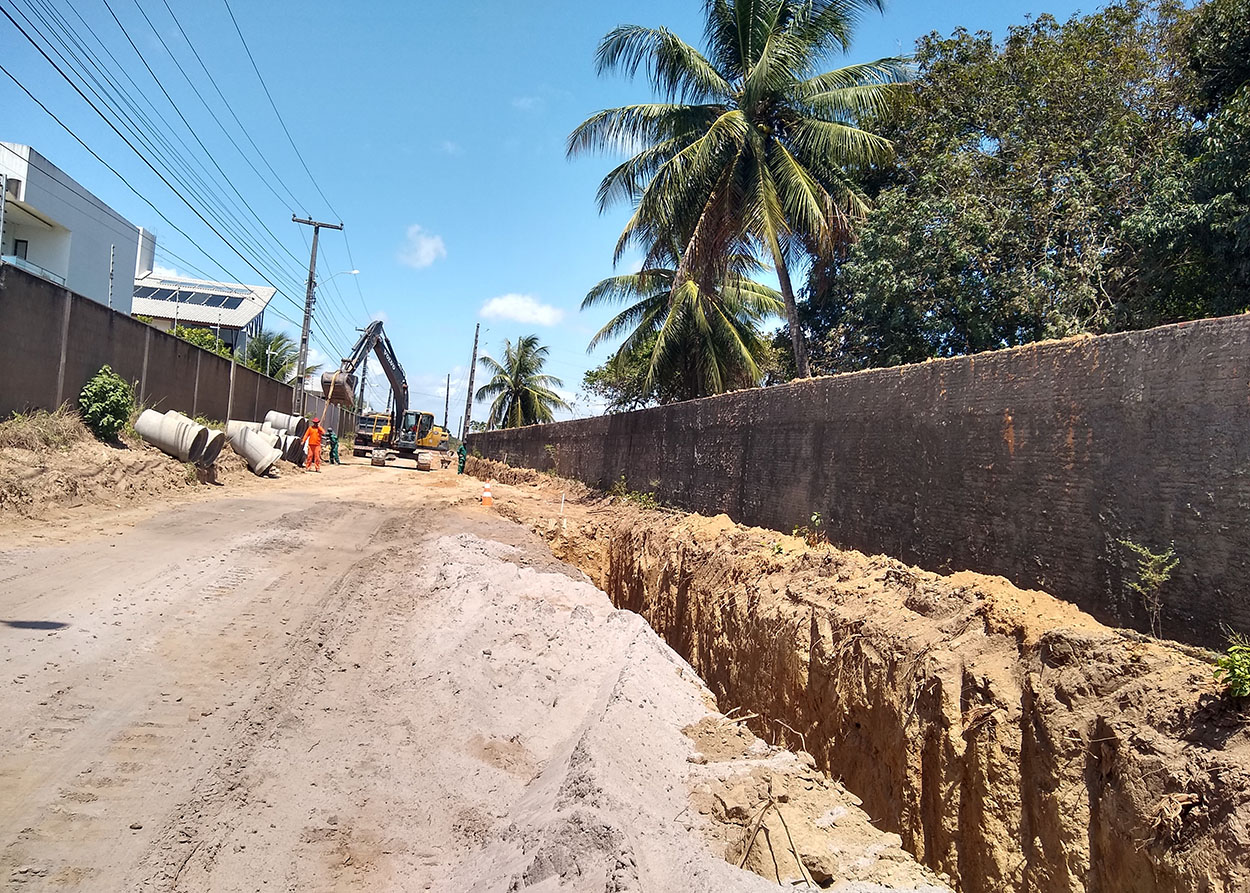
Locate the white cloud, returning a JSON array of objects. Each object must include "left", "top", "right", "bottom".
[
  {"left": 439, "top": 140, "right": 462, "bottom": 156},
  {"left": 398, "top": 224, "right": 447, "bottom": 269},
  {"left": 512, "top": 96, "right": 543, "bottom": 111},
  {"left": 370, "top": 310, "right": 390, "bottom": 324},
  {"left": 479, "top": 293, "right": 564, "bottom": 326},
  {"left": 151, "top": 263, "right": 181, "bottom": 278}
]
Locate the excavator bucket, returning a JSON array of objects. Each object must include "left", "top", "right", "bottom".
[{"left": 320, "top": 371, "right": 358, "bottom": 407}]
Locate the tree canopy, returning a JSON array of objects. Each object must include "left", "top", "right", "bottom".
[
  {"left": 791, "top": 0, "right": 1250, "bottom": 375},
  {"left": 570, "top": 0, "right": 909, "bottom": 379},
  {"left": 475, "top": 335, "right": 572, "bottom": 429}
]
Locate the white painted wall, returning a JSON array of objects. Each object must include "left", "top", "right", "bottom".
[{"left": 0, "top": 143, "right": 139, "bottom": 313}]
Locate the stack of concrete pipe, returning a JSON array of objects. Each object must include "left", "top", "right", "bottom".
[
  {"left": 134, "top": 409, "right": 225, "bottom": 467},
  {"left": 259, "top": 411, "right": 309, "bottom": 466},
  {"left": 224, "top": 421, "right": 282, "bottom": 476}
]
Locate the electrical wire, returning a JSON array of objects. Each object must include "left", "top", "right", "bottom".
[
  {"left": 220, "top": 0, "right": 339, "bottom": 219},
  {"left": 3, "top": 3, "right": 355, "bottom": 366},
  {"left": 3, "top": 0, "right": 312, "bottom": 310},
  {"left": 155, "top": 0, "right": 304, "bottom": 212}
]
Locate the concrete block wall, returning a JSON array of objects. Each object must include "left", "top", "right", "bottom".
[
  {"left": 0, "top": 263, "right": 355, "bottom": 438},
  {"left": 469, "top": 316, "right": 1250, "bottom": 647}
]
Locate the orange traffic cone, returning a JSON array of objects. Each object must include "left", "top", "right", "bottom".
[{"left": 481, "top": 479, "right": 494, "bottom": 507}]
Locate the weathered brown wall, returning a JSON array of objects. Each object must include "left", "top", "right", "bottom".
[
  {"left": 470, "top": 316, "right": 1250, "bottom": 646},
  {"left": 0, "top": 264, "right": 354, "bottom": 437}
]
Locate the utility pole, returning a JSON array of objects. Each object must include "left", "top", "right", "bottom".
[
  {"left": 108, "top": 245, "right": 114, "bottom": 309},
  {"left": 292, "top": 215, "right": 343, "bottom": 415},
  {"left": 444, "top": 373, "right": 450, "bottom": 429},
  {"left": 461, "top": 323, "right": 480, "bottom": 440}
]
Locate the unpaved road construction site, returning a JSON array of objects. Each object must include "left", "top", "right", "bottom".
[
  {"left": 1, "top": 450, "right": 1248, "bottom": 891},
  {"left": 1, "top": 459, "right": 948, "bottom": 892}
]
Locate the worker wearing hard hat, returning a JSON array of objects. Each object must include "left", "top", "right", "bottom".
[{"left": 302, "top": 418, "right": 324, "bottom": 472}]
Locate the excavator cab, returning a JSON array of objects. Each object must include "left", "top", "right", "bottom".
[{"left": 396, "top": 411, "right": 435, "bottom": 451}]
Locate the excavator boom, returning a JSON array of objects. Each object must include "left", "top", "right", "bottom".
[{"left": 321, "top": 320, "right": 408, "bottom": 432}]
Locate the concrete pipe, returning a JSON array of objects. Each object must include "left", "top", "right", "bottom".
[
  {"left": 200, "top": 429, "right": 226, "bottom": 466},
  {"left": 231, "top": 426, "right": 282, "bottom": 476},
  {"left": 225, "top": 420, "right": 262, "bottom": 444},
  {"left": 264, "top": 411, "right": 308, "bottom": 439},
  {"left": 135, "top": 409, "right": 208, "bottom": 463},
  {"left": 164, "top": 411, "right": 221, "bottom": 467},
  {"left": 280, "top": 433, "right": 305, "bottom": 465}
]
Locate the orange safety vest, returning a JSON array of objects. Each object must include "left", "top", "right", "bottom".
[{"left": 303, "top": 425, "right": 323, "bottom": 448}]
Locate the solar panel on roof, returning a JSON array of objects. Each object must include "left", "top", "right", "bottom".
[{"left": 222, "top": 297, "right": 244, "bottom": 310}]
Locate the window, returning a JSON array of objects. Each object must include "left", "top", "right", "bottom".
[{"left": 13, "top": 239, "right": 28, "bottom": 260}]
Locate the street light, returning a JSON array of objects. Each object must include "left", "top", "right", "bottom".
[{"left": 317, "top": 269, "right": 359, "bottom": 286}]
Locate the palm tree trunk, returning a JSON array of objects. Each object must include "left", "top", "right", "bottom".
[{"left": 768, "top": 237, "right": 810, "bottom": 379}]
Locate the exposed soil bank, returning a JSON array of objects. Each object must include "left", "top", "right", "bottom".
[{"left": 469, "top": 458, "right": 1250, "bottom": 893}]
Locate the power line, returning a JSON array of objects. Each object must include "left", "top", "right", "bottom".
[
  {"left": 4, "top": 0, "right": 311, "bottom": 306},
  {"left": 2, "top": 4, "right": 356, "bottom": 365},
  {"left": 155, "top": 0, "right": 305, "bottom": 212},
  {"left": 97, "top": 0, "right": 311, "bottom": 282},
  {"left": 0, "top": 55, "right": 318, "bottom": 337},
  {"left": 220, "top": 0, "right": 338, "bottom": 219},
  {"left": 121, "top": 0, "right": 311, "bottom": 276}
]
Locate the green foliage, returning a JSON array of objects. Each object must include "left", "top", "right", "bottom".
[
  {"left": 581, "top": 248, "right": 783, "bottom": 403},
  {"left": 475, "top": 335, "right": 571, "bottom": 429},
  {"left": 796, "top": 0, "right": 1250, "bottom": 375},
  {"left": 607, "top": 474, "right": 659, "bottom": 509},
  {"left": 171, "top": 325, "right": 233, "bottom": 359},
  {"left": 238, "top": 330, "right": 316, "bottom": 381},
  {"left": 1125, "top": 0, "right": 1250, "bottom": 318},
  {"left": 133, "top": 314, "right": 155, "bottom": 324},
  {"left": 1214, "top": 635, "right": 1250, "bottom": 698},
  {"left": 77, "top": 365, "right": 134, "bottom": 440},
  {"left": 1119, "top": 538, "right": 1180, "bottom": 637},
  {"left": 570, "top": 0, "right": 910, "bottom": 378},
  {"left": 793, "top": 512, "right": 828, "bottom": 546}
]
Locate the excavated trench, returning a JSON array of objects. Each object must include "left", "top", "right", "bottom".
[{"left": 470, "top": 459, "right": 1250, "bottom": 893}]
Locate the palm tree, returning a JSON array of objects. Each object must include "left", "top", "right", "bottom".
[
  {"left": 475, "top": 335, "right": 572, "bottom": 429},
  {"left": 582, "top": 242, "right": 782, "bottom": 401},
  {"left": 240, "top": 330, "right": 321, "bottom": 383},
  {"left": 568, "top": 0, "right": 909, "bottom": 378}
]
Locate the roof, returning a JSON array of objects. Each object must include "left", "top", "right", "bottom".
[{"left": 131, "top": 273, "right": 276, "bottom": 329}]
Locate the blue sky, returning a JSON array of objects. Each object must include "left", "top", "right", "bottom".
[{"left": 2, "top": 0, "right": 1082, "bottom": 427}]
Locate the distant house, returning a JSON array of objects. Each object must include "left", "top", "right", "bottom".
[
  {"left": 0, "top": 142, "right": 140, "bottom": 312},
  {"left": 132, "top": 232, "right": 275, "bottom": 354}
]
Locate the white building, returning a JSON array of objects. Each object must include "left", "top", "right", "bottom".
[
  {"left": 0, "top": 143, "right": 140, "bottom": 313},
  {"left": 131, "top": 234, "right": 275, "bottom": 353}
]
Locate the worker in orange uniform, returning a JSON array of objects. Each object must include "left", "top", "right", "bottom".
[{"left": 302, "top": 418, "right": 324, "bottom": 472}]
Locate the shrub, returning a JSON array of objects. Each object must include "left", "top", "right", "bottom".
[
  {"left": 78, "top": 365, "right": 134, "bottom": 440},
  {"left": 1119, "top": 539, "right": 1179, "bottom": 638},
  {"left": 1215, "top": 635, "right": 1250, "bottom": 698}
]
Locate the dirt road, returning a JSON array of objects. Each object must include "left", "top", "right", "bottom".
[{"left": 0, "top": 464, "right": 948, "bottom": 892}]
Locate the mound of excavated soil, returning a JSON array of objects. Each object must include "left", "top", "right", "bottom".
[
  {"left": 428, "top": 533, "right": 948, "bottom": 892},
  {"left": 467, "top": 457, "right": 1250, "bottom": 893},
  {"left": 0, "top": 426, "right": 296, "bottom": 528},
  {"left": 0, "top": 437, "right": 198, "bottom": 520}
]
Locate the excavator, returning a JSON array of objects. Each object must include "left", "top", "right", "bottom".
[{"left": 320, "top": 320, "right": 449, "bottom": 466}]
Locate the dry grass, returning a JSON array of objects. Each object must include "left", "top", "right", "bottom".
[{"left": 0, "top": 406, "right": 90, "bottom": 452}]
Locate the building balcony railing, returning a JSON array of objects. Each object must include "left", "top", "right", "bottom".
[{"left": 1, "top": 254, "right": 67, "bottom": 286}]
